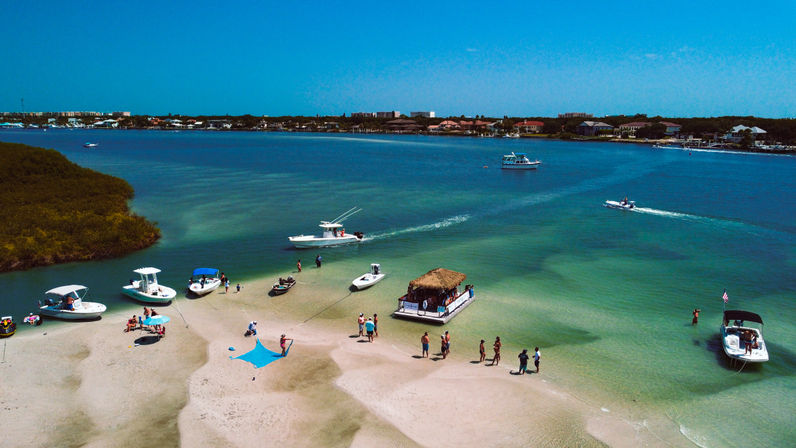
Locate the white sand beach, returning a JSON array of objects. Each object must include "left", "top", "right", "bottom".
[{"left": 1, "top": 276, "right": 694, "bottom": 447}]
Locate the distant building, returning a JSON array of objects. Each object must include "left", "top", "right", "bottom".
[
  {"left": 438, "top": 120, "right": 461, "bottom": 130},
  {"left": 576, "top": 121, "right": 613, "bottom": 136},
  {"left": 112, "top": 111, "right": 131, "bottom": 117},
  {"left": 618, "top": 121, "right": 651, "bottom": 136},
  {"left": 723, "top": 125, "right": 767, "bottom": 143},
  {"left": 351, "top": 112, "right": 377, "bottom": 118},
  {"left": 410, "top": 111, "right": 435, "bottom": 118},
  {"left": 513, "top": 120, "right": 544, "bottom": 133},
  {"left": 659, "top": 121, "right": 682, "bottom": 136},
  {"left": 384, "top": 118, "right": 423, "bottom": 132},
  {"left": 559, "top": 112, "right": 593, "bottom": 119},
  {"left": 376, "top": 111, "right": 400, "bottom": 118}
]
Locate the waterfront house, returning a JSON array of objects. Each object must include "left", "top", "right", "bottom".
[
  {"left": 618, "top": 121, "right": 651, "bottom": 136},
  {"left": 659, "top": 121, "right": 682, "bottom": 136},
  {"left": 385, "top": 118, "right": 423, "bottom": 133},
  {"left": 513, "top": 120, "right": 544, "bottom": 133},
  {"left": 723, "top": 125, "right": 767, "bottom": 143},
  {"left": 438, "top": 120, "right": 461, "bottom": 131},
  {"left": 576, "top": 121, "right": 614, "bottom": 136}
]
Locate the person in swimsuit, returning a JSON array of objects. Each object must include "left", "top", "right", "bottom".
[
  {"left": 444, "top": 330, "right": 451, "bottom": 355},
  {"left": 692, "top": 308, "right": 700, "bottom": 325},
  {"left": 421, "top": 332, "right": 429, "bottom": 358},
  {"left": 280, "top": 334, "right": 293, "bottom": 356},
  {"left": 479, "top": 339, "right": 486, "bottom": 363},
  {"left": 533, "top": 347, "right": 541, "bottom": 373},
  {"left": 358, "top": 313, "right": 365, "bottom": 337},
  {"left": 518, "top": 349, "right": 529, "bottom": 374},
  {"left": 492, "top": 337, "right": 501, "bottom": 366},
  {"left": 373, "top": 314, "right": 378, "bottom": 337},
  {"left": 441, "top": 335, "right": 447, "bottom": 359}
]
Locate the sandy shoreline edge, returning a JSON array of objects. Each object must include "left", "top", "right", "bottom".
[{"left": 1, "top": 275, "right": 694, "bottom": 447}]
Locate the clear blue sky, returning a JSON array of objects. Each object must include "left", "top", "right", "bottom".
[{"left": 2, "top": 1, "right": 794, "bottom": 117}]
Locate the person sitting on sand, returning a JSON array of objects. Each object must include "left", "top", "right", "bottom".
[
  {"left": 280, "top": 334, "right": 293, "bottom": 356},
  {"left": 125, "top": 315, "right": 137, "bottom": 332}
]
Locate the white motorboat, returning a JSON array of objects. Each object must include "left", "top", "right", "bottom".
[
  {"left": 39, "top": 285, "right": 107, "bottom": 320},
  {"left": 288, "top": 207, "right": 365, "bottom": 248},
  {"left": 83, "top": 142, "right": 98, "bottom": 148},
  {"left": 503, "top": 132, "right": 520, "bottom": 139},
  {"left": 604, "top": 198, "right": 636, "bottom": 210},
  {"left": 188, "top": 268, "right": 221, "bottom": 296},
  {"left": 352, "top": 263, "right": 385, "bottom": 290},
  {"left": 721, "top": 310, "right": 769, "bottom": 363},
  {"left": 122, "top": 267, "right": 177, "bottom": 303},
  {"left": 501, "top": 152, "right": 540, "bottom": 169}
]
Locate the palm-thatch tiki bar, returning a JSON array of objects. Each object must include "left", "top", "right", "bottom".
[{"left": 394, "top": 268, "right": 475, "bottom": 324}]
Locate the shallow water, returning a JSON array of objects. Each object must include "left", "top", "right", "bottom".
[{"left": 1, "top": 129, "right": 794, "bottom": 446}]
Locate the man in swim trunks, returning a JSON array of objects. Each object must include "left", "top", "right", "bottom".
[
  {"left": 692, "top": 308, "right": 700, "bottom": 325},
  {"left": 479, "top": 339, "right": 486, "bottom": 363},
  {"left": 421, "top": 332, "right": 429, "bottom": 358},
  {"left": 534, "top": 347, "right": 541, "bottom": 373},
  {"left": 518, "top": 349, "right": 529, "bottom": 374},
  {"left": 358, "top": 313, "right": 365, "bottom": 336},
  {"left": 365, "top": 318, "right": 375, "bottom": 342}
]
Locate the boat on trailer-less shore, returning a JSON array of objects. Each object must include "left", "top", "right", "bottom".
[
  {"left": 288, "top": 207, "right": 364, "bottom": 248},
  {"left": 122, "top": 267, "right": 177, "bottom": 303},
  {"left": 39, "top": 285, "right": 107, "bottom": 320},
  {"left": 188, "top": 268, "right": 222, "bottom": 296},
  {"left": 394, "top": 268, "right": 475, "bottom": 324}
]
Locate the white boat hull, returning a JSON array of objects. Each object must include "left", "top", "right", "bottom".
[
  {"left": 122, "top": 283, "right": 177, "bottom": 303},
  {"left": 289, "top": 234, "right": 362, "bottom": 248},
  {"left": 721, "top": 325, "right": 769, "bottom": 363},
  {"left": 39, "top": 302, "right": 107, "bottom": 320},
  {"left": 352, "top": 273, "right": 385, "bottom": 290},
  {"left": 189, "top": 279, "right": 221, "bottom": 296},
  {"left": 501, "top": 162, "right": 540, "bottom": 170},
  {"left": 604, "top": 200, "right": 636, "bottom": 211}
]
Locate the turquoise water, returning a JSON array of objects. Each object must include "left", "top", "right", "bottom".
[{"left": 1, "top": 129, "right": 794, "bottom": 446}]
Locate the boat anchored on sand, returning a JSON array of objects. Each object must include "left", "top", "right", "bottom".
[
  {"left": 122, "top": 267, "right": 177, "bottom": 303},
  {"left": 721, "top": 310, "right": 769, "bottom": 363},
  {"left": 39, "top": 285, "right": 107, "bottom": 320},
  {"left": 272, "top": 276, "right": 296, "bottom": 295},
  {"left": 352, "top": 263, "right": 385, "bottom": 290},
  {"left": 188, "top": 268, "right": 221, "bottom": 296},
  {"left": 288, "top": 207, "right": 364, "bottom": 248},
  {"left": 501, "top": 152, "right": 541, "bottom": 170},
  {"left": 394, "top": 268, "right": 475, "bottom": 324},
  {"left": 604, "top": 197, "right": 636, "bottom": 211}
]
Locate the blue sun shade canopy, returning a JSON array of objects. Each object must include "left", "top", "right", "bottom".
[
  {"left": 230, "top": 339, "right": 292, "bottom": 368},
  {"left": 192, "top": 268, "right": 219, "bottom": 277}
]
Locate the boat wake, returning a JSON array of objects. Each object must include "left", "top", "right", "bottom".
[
  {"left": 367, "top": 214, "right": 471, "bottom": 240},
  {"left": 631, "top": 207, "right": 703, "bottom": 221}
]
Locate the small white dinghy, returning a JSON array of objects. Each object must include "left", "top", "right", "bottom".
[{"left": 352, "top": 263, "right": 385, "bottom": 290}]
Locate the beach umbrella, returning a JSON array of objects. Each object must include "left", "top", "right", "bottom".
[{"left": 143, "top": 315, "right": 170, "bottom": 326}]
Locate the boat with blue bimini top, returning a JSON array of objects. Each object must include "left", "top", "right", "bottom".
[
  {"left": 122, "top": 267, "right": 177, "bottom": 303},
  {"left": 394, "top": 268, "right": 475, "bottom": 324},
  {"left": 501, "top": 152, "right": 541, "bottom": 170},
  {"left": 721, "top": 310, "right": 769, "bottom": 364},
  {"left": 188, "top": 268, "right": 221, "bottom": 296},
  {"left": 288, "top": 207, "right": 365, "bottom": 248}
]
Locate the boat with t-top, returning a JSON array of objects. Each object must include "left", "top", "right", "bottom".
[
  {"left": 501, "top": 152, "right": 540, "bottom": 169},
  {"left": 122, "top": 267, "right": 177, "bottom": 303},
  {"left": 288, "top": 207, "right": 364, "bottom": 248},
  {"left": 604, "top": 197, "right": 636, "bottom": 211},
  {"left": 39, "top": 285, "right": 107, "bottom": 320}
]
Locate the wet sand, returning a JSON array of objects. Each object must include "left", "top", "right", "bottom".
[{"left": 0, "top": 274, "right": 694, "bottom": 447}]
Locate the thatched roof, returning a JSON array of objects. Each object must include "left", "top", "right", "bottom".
[{"left": 409, "top": 268, "right": 466, "bottom": 290}]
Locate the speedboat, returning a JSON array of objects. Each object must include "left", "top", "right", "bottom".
[
  {"left": 721, "top": 310, "right": 769, "bottom": 363},
  {"left": 501, "top": 152, "right": 540, "bottom": 169},
  {"left": 122, "top": 267, "right": 177, "bottom": 303},
  {"left": 604, "top": 199, "right": 635, "bottom": 210},
  {"left": 288, "top": 207, "right": 365, "bottom": 248},
  {"left": 39, "top": 285, "right": 107, "bottom": 320},
  {"left": 83, "top": 142, "right": 98, "bottom": 148},
  {"left": 188, "top": 268, "right": 221, "bottom": 296},
  {"left": 503, "top": 133, "right": 520, "bottom": 139},
  {"left": 0, "top": 316, "right": 16, "bottom": 338},
  {"left": 352, "top": 263, "right": 385, "bottom": 290},
  {"left": 272, "top": 276, "right": 296, "bottom": 295}
]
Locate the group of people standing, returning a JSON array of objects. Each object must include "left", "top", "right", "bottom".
[
  {"left": 296, "top": 254, "right": 323, "bottom": 273},
  {"left": 422, "top": 333, "right": 541, "bottom": 374},
  {"left": 357, "top": 313, "right": 378, "bottom": 342}
]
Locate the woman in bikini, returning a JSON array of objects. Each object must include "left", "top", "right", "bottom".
[{"left": 280, "top": 334, "right": 293, "bottom": 356}]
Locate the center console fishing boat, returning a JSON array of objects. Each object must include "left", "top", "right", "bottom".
[
  {"left": 288, "top": 207, "right": 364, "bottom": 248},
  {"left": 39, "top": 285, "right": 107, "bottom": 320},
  {"left": 604, "top": 198, "right": 636, "bottom": 210},
  {"left": 122, "top": 267, "right": 177, "bottom": 303}
]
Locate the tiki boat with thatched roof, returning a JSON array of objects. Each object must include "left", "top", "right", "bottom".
[{"left": 394, "top": 268, "right": 474, "bottom": 324}]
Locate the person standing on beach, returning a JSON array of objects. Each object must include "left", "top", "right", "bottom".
[
  {"left": 533, "top": 347, "right": 541, "bottom": 373},
  {"left": 692, "top": 308, "right": 700, "bottom": 325},
  {"left": 225, "top": 279, "right": 230, "bottom": 293},
  {"left": 479, "top": 339, "right": 486, "bottom": 363},
  {"left": 297, "top": 259, "right": 302, "bottom": 272},
  {"left": 358, "top": 313, "right": 365, "bottom": 336},
  {"left": 365, "top": 318, "right": 375, "bottom": 342},
  {"left": 236, "top": 283, "right": 241, "bottom": 293},
  {"left": 518, "top": 349, "right": 529, "bottom": 374},
  {"left": 280, "top": 334, "right": 293, "bottom": 356},
  {"left": 491, "top": 337, "right": 501, "bottom": 366},
  {"left": 441, "top": 335, "right": 447, "bottom": 359},
  {"left": 421, "top": 332, "right": 430, "bottom": 358},
  {"left": 373, "top": 313, "right": 378, "bottom": 337},
  {"left": 444, "top": 330, "right": 451, "bottom": 355},
  {"left": 315, "top": 254, "right": 322, "bottom": 268}
]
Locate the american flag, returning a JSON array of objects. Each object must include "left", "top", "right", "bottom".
[{"left": 722, "top": 290, "right": 729, "bottom": 303}]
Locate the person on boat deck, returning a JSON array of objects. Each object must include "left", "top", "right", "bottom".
[
  {"left": 622, "top": 196, "right": 628, "bottom": 205},
  {"left": 743, "top": 330, "right": 754, "bottom": 354},
  {"left": 65, "top": 295, "right": 75, "bottom": 310}
]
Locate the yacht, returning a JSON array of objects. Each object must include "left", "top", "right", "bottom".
[
  {"left": 39, "top": 285, "right": 107, "bottom": 320},
  {"left": 501, "top": 152, "right": 541, "bottom": 169},
  {"left": 721, "top": 310, "right": 769, "bottom": 363},
  {"left": 122, "top": 267, "right": 177, "bottom": 303},
  {"left": 288, "top": 207, "right": 364, "bottom": 248}
]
